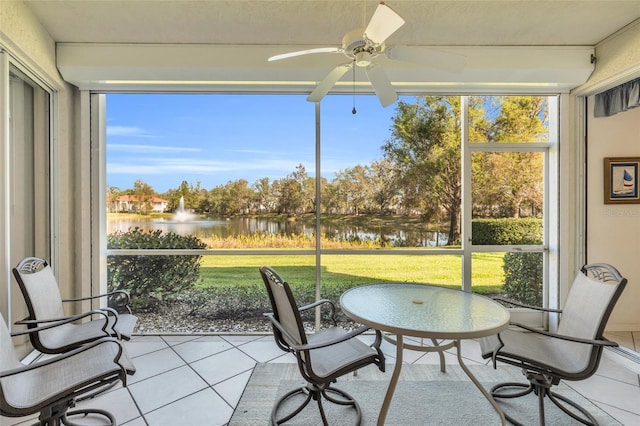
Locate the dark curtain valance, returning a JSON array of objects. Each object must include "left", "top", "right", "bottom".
[{"left": 594, "top": 77, "right": 640, "bottom": 117}]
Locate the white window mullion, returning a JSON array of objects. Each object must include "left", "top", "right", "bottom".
[
  {"left": 461, "top": 96, "right": 472, "bottom": 292},
  {"left": 0, "top": 51, "right": 11, "bottom": 324}
]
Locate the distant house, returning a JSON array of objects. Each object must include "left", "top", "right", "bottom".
[{"left": 109, "top": 195, "right": 169, "bottom": 213}]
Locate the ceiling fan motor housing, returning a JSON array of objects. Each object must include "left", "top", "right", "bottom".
[{"left": 342, "top": 27, "right": 380, "bottom": 66}]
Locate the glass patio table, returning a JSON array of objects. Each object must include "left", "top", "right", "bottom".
[{"left": 340, "top": 283, "right": 511, "bottom": 426}]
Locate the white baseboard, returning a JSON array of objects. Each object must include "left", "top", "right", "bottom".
[{"left": 605, "top": 345, "right": 640, "bottom": 374}]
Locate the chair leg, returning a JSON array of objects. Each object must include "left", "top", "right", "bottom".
[
  {"left": 35, "top": 401, "right": 116, "bottom": 426},
  {"left": 62, "top": 409, "right": 117, "bottom": 426},
  {"left": 272, "top": 386, "right": 314, "bottom": 425},
  {"left": 490, "top": 378, "right": 598, "bottom": 426},
  {"left": 547, "top": 390, "right": 598, "bottom": 425},
  {"left": 323, "top": 387, "right": 362, "bottom": 425},
  {"left": 490, "top": 381, "right": 536, "bottom": 426},
  {"left": 271, "top": 383, "right": 362, "bottom": 425}
]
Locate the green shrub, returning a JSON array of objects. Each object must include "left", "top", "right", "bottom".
[
  {"left": 472, "top": 218, "right": 543, "bottom": 305},
  {"left": 503, "top": 252, "right": 543, "bottom": 305},
  {"left": 176, "top": 279, "right": 355, "bottom": 326},
  {"left": 107, "top": 227, "right": 207, "bottom": 309},
  {"left": 471, "top": 218, "right": 542, "bottom": 245}
]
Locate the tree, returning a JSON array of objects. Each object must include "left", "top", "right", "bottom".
[
  {"left": 333, "top": 165, "right": 370, "bottom": 215},
  {"left": 321, "top": 180, "right": 344, "bottom": 214},
  {"left": 167, "top": 180, "right": 203, "bottom": 213},
  {"left": 226, "top": 179, "right": 252, "bottom": 214},
  {"left": 206, "top": 185, "right": 227, "bottom": 215},
  {"left": 252, "top": 177, "right": 272, "bottom": 213},
  {"left": 132, "top": 179, "right": 156, "bottom": 214},
  {"left": 472, "top": 96, "right": 546, "bottom": 218},
  {"left": 107, "top": 185, "right": 121, "bottom": 212},
  {"left": 292, "top": 164, "right": 316, "bottom": 214},
  {"left": 272, "top": 176, "right": 303, "bottom": 215},
  {"left": 383, "top": 96, "right": 464, "bottom": 244},
  {"left": 369, "top": 159, "right": 399, "bottom": 214}
]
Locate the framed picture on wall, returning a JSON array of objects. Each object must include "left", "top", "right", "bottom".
[{"left": 604, "top": 157, "right": 640, "bottom": 204}]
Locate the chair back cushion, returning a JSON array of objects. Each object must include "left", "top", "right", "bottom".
[
  {"left": 260, "top": 267, "right": 307, "bottom": 350},
  {"left": 558, "top": 266, "right": 625, "bottom": 341},
  {"left": 13, "top": 258, "right": 65, "bottom": 321}
]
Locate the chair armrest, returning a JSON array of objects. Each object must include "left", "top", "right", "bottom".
[
  {"left": 0, "top": 336, "right": 123, "bottom": 378},
  {"left": 298, "top": 299, "right": 333, "bottom": 312},
  {"left": 297, "top": 299, "right": 337, "bottom": 325},
  {"left": 509, "top": 322, "right": 619, "bottom": 347},
  {"left": 494, "top": 297, "right": 563, "bottom": 314},
  {"left": 14, "top": 310, "right": 110, "bottom": 329},
  {"left": 63, "top": 290, "right": 133, "bottom": 314},
  {"left": 63, "top": 289, "right": 131, "bottom": 303},
  {"left": 99, "top": 307, "right": 119, "bottom": 316}
]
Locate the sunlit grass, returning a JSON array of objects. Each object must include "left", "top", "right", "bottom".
[{"left": 197, "top": 251, "right": 505, "bottom": 295}]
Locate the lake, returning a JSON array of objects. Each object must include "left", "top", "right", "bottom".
[{"left": 107, "top": 216, "right": 449, "bottom": 247}]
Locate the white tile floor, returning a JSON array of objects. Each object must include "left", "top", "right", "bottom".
[{"left": 4, "top": 332, "right": 640, "bottom": 425}]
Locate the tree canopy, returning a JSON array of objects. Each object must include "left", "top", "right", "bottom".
[{"left": 108, "top": 95, "right": 547, "bottom": 245}]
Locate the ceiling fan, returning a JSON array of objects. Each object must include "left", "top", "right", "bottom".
[{"left": 268, "top": 1, "right": 466, "bottom": 108}]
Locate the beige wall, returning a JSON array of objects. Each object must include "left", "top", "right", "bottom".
[
  {"left": 579, "top": 20, "right": 640, "bottom": 331},
  {"left": 586, "top": 102, "right": 640, "bottom": 331},
  {"left": 0, "top": 1, "right": 79, "bottom": 332}
]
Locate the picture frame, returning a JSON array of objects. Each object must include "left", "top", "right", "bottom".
[{"left": 604, "top": 157, "right": 640, "bottom": 204}]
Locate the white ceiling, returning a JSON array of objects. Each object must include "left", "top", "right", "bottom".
[
  {"left": 22, "top": 0, "right": 640, "bottom": 94},
  {"left": 24, "top": 0, "right": 640, "bottom": 46}
]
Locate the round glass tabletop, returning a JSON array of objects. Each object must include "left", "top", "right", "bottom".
[{"left": 340, "top": 283, "right": 510, "bottom": 339}]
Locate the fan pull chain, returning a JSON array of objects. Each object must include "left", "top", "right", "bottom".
[{"left": 352, "top": 62, "right": 357, "bottom": 114}]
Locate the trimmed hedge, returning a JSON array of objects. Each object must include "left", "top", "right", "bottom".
[
  {"left": 107, "top": 227, "right": 207, "bottom": 309},
  {"left": 471, "top": 218, "right": 542, "bottom": 245},
  {"left": 472, "top": 218, "right": 543, "bottom": 305}
]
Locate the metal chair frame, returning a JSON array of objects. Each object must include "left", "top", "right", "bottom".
[
  {"left": 481, "top": 263, "right": 627, "bottom": 426},
  {"left": 1, "top": 315, "right": 133, "bottom": 426},
  {"left": 13, "top": 257, "right": 137, "bottom": 354},
  {"left": 260, "top": 266, "right": 386, "bottom": 425}
]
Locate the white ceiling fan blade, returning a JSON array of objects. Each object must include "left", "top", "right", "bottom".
[
  {"left": 365, "top": 63, "right": 397, "bottom": 107},
  {"left": 364, "top": 2, "right": 405, "bottom": 46},
  {"left": 307, "top": 63, "right": 353, "bottom": 103},
  {"left": 268, "top": 47, "right": 341, "bottom": 62},
  {"left": 386, "top": 46, "right": 466, "bottom": 73}
]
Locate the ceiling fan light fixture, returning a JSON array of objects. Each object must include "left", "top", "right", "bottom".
[{"left": 355, "top": 51, "right": 372, "bottom": 67}]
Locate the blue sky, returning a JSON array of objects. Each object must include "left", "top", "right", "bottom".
[{"left": 106, "top": 93, "right": 399, "bottom": 194}]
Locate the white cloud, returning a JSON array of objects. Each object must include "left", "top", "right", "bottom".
[
  {"left": 108, "top": 157, "right": 300, "bottom": 176},
  {"left": 108, "top": 144, "right": 201, "bottom": 153},
  {"left": 107, "top": 125, "right": 154, "bottom": 137}
]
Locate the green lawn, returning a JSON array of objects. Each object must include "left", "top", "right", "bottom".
[{"left": 197, "top": 252, "right": 505, "bottom": 295}]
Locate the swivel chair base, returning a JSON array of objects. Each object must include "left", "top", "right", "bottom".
[
  {"left": 272, "top": 382, "right": 361, "bottom": 426},
  {"left": 34, "top": 401, "right": 117, "bottom": 426},
  {"left": 490, "top": 376, "right": 598, "bottom": 426}
]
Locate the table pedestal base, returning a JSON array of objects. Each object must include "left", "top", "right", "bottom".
[{"left": 377, "top": 335, "right": 506, "bottom": 426}]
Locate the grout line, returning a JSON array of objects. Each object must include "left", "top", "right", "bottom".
[
  {"left": 166, "top": 337, "right": 254, "bottom": 411},
  {"left": 124, "top": 385, "right": 148, "bottom": 426}
]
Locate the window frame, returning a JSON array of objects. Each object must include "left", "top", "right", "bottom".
[
  {"left": 0, "top": 51, "right": 54, "bottom": 326},
  {"left": 96, "top": 92, "right": 559, "bottom": 329}
]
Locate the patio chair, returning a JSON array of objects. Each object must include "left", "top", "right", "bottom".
[
  {"left": 259, "top": 266, "right": 386, "bottom": 425},
  {"left": 0, "top": 312, "right": 134, "bottom": 425},
  {"left": 479, "top": 263, "right": 627, "bottom": 426},
  {"left": 13, "top": 257, "right": 138, "bottom": 354}
]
